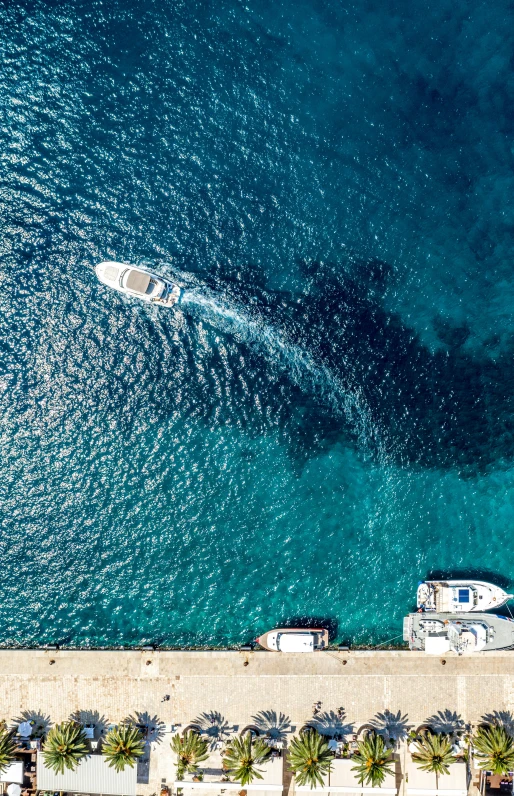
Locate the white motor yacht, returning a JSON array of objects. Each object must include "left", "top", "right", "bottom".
[
  {"left": 404, "top": 612, "right": 514, "bottom": 654},
  {"left": 95, "top": 261, "right": 182, "bottom": 306},
  {"left": 256, "top": 627, "right": 329, "bottom": 652},
  {"left": 417, "top": 580, "right": 513, "bottom": 613}
]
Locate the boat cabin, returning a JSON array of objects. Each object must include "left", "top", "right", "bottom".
[{"left": 123, "top": 269, "right": 161, "bottom": 297}]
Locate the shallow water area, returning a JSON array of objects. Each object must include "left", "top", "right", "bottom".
[{"left": 2, "top": 0, "right": 514, "bottom": 647}]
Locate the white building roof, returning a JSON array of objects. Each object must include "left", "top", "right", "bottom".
[
  {"left": 175, "top": 755, "right": 283, "bottom": 792},
  {"left": 173, "top": 786, "right": 281, "bottom": 793},
  {"left": 406, "top": 760, "right": 467, "bottom": 796},
  {"left": 441, "top": 764, "right": 468, "bottom": 795},
  {"left": 331, "top": 758, "right": 396, "bottom": 793},
  {"left": 0, "top": 761, "right": 24, "bottom": 784},
  {"left": 36, "top": 753, "right": 137, "bottom": 795},
  {"left": 295, "top": 757, "right": 397, "bottom": 793},
  {"left": 255, "top": 755, "right": 283, "bottom": 785}
]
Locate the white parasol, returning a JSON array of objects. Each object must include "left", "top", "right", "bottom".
[{"left": 17, "top": 722, "right": 32, "bottom": 738}]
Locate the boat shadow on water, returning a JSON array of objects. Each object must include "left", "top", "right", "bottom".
[
  {"left": 426, "top": 569, "right": 512, "bottom": 591},
  {"left": 273, "top": 616, "right": 338, "bottom": 641}
]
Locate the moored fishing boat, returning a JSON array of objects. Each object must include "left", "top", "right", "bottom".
[
  {"left": 256, "top": 627, "right": 329, "bottom": 652},
  {"left": 404, "top": 612, "right": 514, "bottom": 654},
  {"left": 417, "top": 579, "right": 513, "bottom": 613},
  {"left": 95, "top": 261, "right": 182, "bottom": 306}
]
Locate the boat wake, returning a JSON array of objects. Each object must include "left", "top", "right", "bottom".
[{"left": 180, "top": 286, "right": 387, "bottom": 460}]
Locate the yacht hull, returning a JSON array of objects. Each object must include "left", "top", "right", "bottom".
[
  {"left": 404, "top": 612, "right": 514, "bottom": 654},
  {"left": 417, "top": 580, "right": 513, "bottom": 613},
  {"left": 256, "top": 627, "right": 329, "bottom": 652},
  {"left": 95, "top": 261, "right": 182, "bottom": 306}
]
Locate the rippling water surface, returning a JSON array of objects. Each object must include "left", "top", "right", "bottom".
[{"left": 2, "top": 0, "right": 514, "bottom": 646}]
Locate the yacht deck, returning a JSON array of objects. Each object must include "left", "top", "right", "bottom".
[{"left": 406, "top": 612, "right": 514, "bottom": 652}]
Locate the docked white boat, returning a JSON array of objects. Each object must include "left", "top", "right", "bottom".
[
  {"left": 256, "top": 627, "right": 329, "bottom": 652},
  {"left": 404, "top": 612, "right": 514, "bottom": 654},
  {"left": 95, "top": 261, "right": 182, "bottom": 306},
  {"left": 417, "top": 580, "right": 513, "bottom": 613}
]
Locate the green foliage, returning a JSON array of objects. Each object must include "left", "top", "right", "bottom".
[
  {"left": 102, "top": 725, "right": 145, "bottom": 773},
  {"left": 42, "top": 722, "right": 88, "bottom": 775},
  {"left": 288, "top": 730, "right": 333, "bottom": 789},
  {"left": 412, "top": 732, "right": 457, "bottom": 776},
  {"left": 171, "top": 731, "right": 209, "bottom": 780},
  {"left": 0, "top": 728, "right": 16, "bottom": 774},
  {"left": 223, "top": 733, "right": 271, "bottom": 786},
  {"left": 351, "top": 732, "right": 395, "bottom": 788},
  {"left": 473, "top": 726, "right": 514, "bottom": 775}
]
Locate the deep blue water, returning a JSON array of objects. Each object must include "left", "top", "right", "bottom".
[{"left": 2, "top": 0, "right": 514, "bottom": 647}]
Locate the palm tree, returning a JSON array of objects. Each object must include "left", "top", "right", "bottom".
[
  {"left": 473, "top": 725, "right": 514, "bottom": 774},
  {"left": 42, "top": 722, "right": 89, "bottom": 774},
  {"left": 351, "top": 732, "right": 395, "bottom": 788},
  {"left": 171, "top": 730, "right": 209, "bottom": 780},
  {"left": 0, "top": 728, "right": 16, "bottom": 774},
  {"left": 223, "top": 733, "right": 271, "bottom": 786},
  {"left": 102, "top": 724, "right": 145, "bottom": 772},
  {"left": 288, "top": 730, "right": 333, "bottom": 789},
  {"left": 412, "top": 732, "right": 457, "bottom": 785}
]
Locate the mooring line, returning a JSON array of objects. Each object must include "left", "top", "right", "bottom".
[{"left": 372, "top": 633, "right": 405, "bottom": 649}]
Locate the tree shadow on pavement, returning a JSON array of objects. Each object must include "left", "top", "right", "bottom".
[
  {"left": 425, "top": 710, "right": 465, "bottom": 734},
  {"left": 371, "top": 710, "right": 410, "bottom": 741},
  {"left": 251, "top": 710, "right": 291, "bottom": 740},
  {"left": 195, "top": 711, "right": 232, "bottom": 749}
]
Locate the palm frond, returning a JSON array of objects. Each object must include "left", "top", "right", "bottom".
[
  {"left": 102, "top": 725, "right": 145, "bottom": 773},
  {"left": 42, "top": 722, "right": 88, "bottom": 775},
  {"left": 473, "top": 726, "right": 514, "bottom": 775},
  {"left": 412, "top": 732, "right": 457, "bottom": 776},
  {"left": 171, "top": 731, "right": 209, "bottom": 778},
  {"left": 224, "top": 733, "right": 271, "bottom": 786},
  {"left": 351, "top": 732, "right": 395, "bottom": 788},
  {"left": 0, "top": 730, "right": 16, "bottom": 775},
  {"left": 288, "top": 730, "right": 333, "bottom": 789}
]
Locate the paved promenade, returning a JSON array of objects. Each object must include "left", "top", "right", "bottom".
[{"left": 0, "top": 649, "right": 512, "bottom": 795}]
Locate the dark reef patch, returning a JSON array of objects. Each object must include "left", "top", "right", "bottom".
[{"left": 173, "top": 258, "right": 514, "bottom": 476}]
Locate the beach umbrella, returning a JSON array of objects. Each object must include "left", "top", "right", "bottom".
[
  {"left": 7, "top": 784, "right": 21, "bottom": 796},
  {"left": 17, "top": 722, "right": 32, "bottom": 738}
]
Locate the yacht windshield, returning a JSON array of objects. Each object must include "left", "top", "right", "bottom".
[{"left": 145, "top": 279, "right": 159, "bottom": 295}]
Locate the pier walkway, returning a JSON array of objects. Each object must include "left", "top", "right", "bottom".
[{"left": 0, "top": 649, "right": 511, "bottom": 795}]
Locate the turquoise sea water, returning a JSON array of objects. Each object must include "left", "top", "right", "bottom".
[{"left": 2, "top": 0, "right": 514, "bottom": 647}]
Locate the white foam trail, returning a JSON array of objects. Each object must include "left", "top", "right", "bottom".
[{"left": 181, "top": 287, "right": 388, "bottom": 460}]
